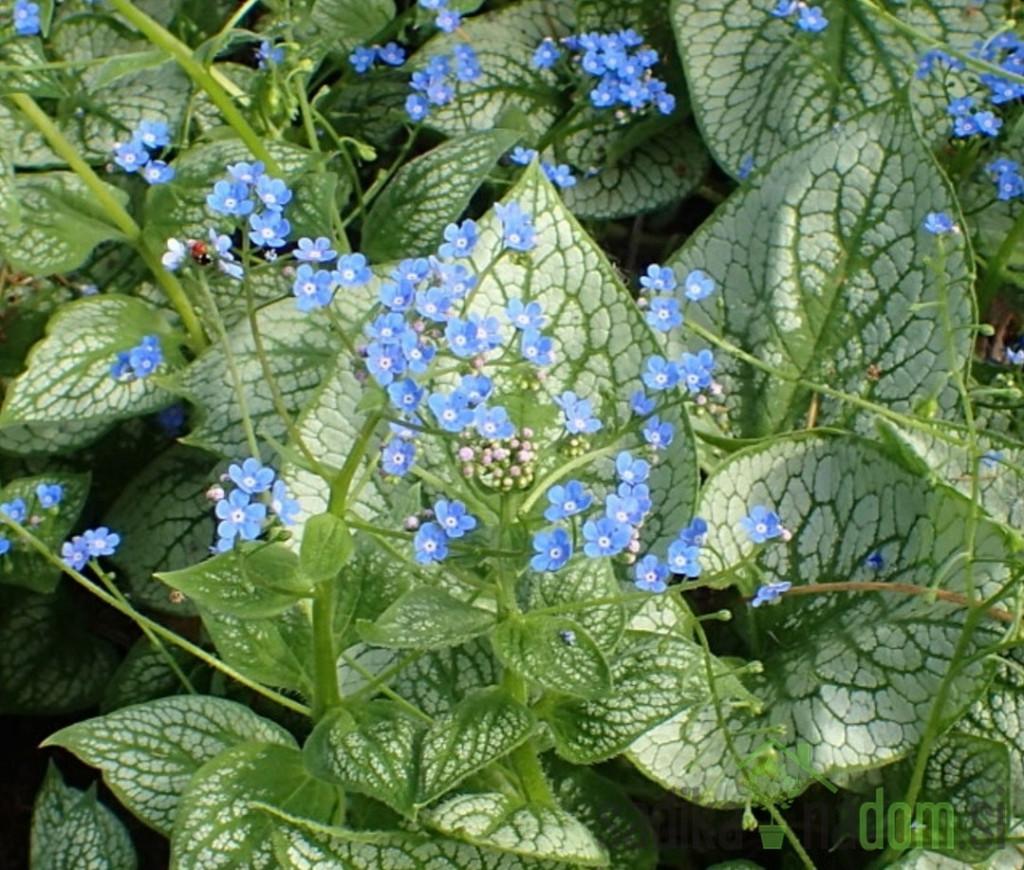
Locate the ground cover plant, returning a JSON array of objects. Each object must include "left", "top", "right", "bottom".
[{"left": 3, "top": 0, "right": 1024, "bottom": 868}]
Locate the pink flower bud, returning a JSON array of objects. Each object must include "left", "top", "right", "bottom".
[{"left": 207, "top": 484, "right": 226, "bottom": 501}]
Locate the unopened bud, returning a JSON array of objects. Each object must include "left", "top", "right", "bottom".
[{"left": 207, "top": 484, "right": 226, "bottom": 501}]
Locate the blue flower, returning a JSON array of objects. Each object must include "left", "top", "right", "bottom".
[
  {"left": 228, "top": 457, "right": 275, "bottom": 494},
  {"left": 215, "top": 491, "right": 265, "bottom": 548},
  {"left": 1006, "top": 348, "right": 1024, "bottom": 365},
  {"left": 112, "top": 335, "right": 163, "bottom": 381},
  {"left": 532, "top": 38, "right": 561, "bottom": 69},
  {"left": 495, "top": 201, "right": 537, "bottom": 252},
  {"left": 1, "top": 498, "right": 27, "bottom": 523},
  {"left": 140, "top": 161, "right": 174, "bottom": 185},
  {"left": 751, "top": 580, "right": 792, "bottom": 607},
  {"left": 474, "top": 404, "right": 515, "bottom": 439},
  {"left": 554, "top": 391, "right": 602, "bottom": 435},
  {"left": 295, "top": 237, "right": 338, "bottom": 263},
  {"left": 270, "top": 480, "right": 300, "bottom": 525},
  {"left": 13, "top": 1, "right": 41, "bottom": 36},
  {"left": 645, "top": 297, "right": 682, "bottom": 332},
  {"left": 542, "top": 162, "right": 577, "bottom": 189},
  {"left": 630, "top": 390, "right": 655, "bottom": 415},
  {"left": 521, "top": 329, "right": 553, "bottom": 366},
  {"left": 292, "top": 265, "right": 334, "bottom": 312},
  {"left": 350, "top": 46, "right": 377, "bottom": 72},
  {"left": 380, "top": 280, "right": 415, "bottom": 311},
  {"left": 61, "top": 539, "right": 87, "bottom": 570},
  {"left": 678, "top": 517, "right": 707, "bottom": 547},
  {"left": 162, "top": 239, "right": 188, "bottom": 272},
  {"left": 0, "top": 537, "right": 9, "bottom": 557},
  {"left": 428, "top": 390, "right": 474, "bottom": 432},
  {"left": 438, "top": 219, "right": 478, "bottom": 259},
  {"left": 256, "top": 39, "right": 284, "bottom": 67},
  {"left": 227, "top": 161, "right": 265, "bottom": 185},
  {"left": 366, "top": 342, "right": 405, "bottom": 386},
  {"left": 387, "top": 378, "right": 424, "bottom": 414},
  {"left": 923, "top": 213, "right": 957, "bottom": 235},
  {"left": 36, "top": 483, "right": 63, "bottom": 509},
  {"left": 445, "top": 313, "right": 502, "bottom": 358},
  {"left": 544, "top": 480, "right": 593, "bottom": 522},
  {"left": 639, "top": 264, "right": 676, "bottom": 294},
  {"left": 642, "top": 355, "right": 679, "bottom": 391},
  {"left": 136, "top": 120, "right": 171, "bottom": 150},
  {"left": 437, "top": 262, "right": 477, "bottom": 298},
  {"left": 456, "top": 374, "right": 492, "bottom": 405},
  {"left": 401, "top": 332, "right": 436, "bottom": 372},
  {"left": 678, "top": 350, "right": 715, "bottom": 393},
  {"left": 531, "top": 527, "right": 573, "bottom": 571},
  {"left": 683, "top": 269, "right": 715, "bottom": 301},
  {"left": 506, "top": 299, "right": 545, "bottom": 330},
  {"left": 378, "top": 42, "right": 406, "bottom": 66},
  {"left": 157, "top": 404, "right": 186, "bottom": 437},
  {"left": 414, "top": 287, "right": 455, "bottom": 323},
  {"left": 255, "top": 175, "right": 292, "bottom": 210},
  {"left": 80, "top": 526, "right": 122, "bottom": 558},
  {"left": 248, "top": 211, "right": 290, "bottom": 248},
  {"left": 741, "top": 505, "right": 783, "bottom": 544},
  {"left": 453, "top": 44, "right": 481, "bottom": 81},
  {"left": 618, "top": 482, "right": 652, "bottom": 516},
  {"left": 642, "top": 415, "right": 674, "bottom": 449},
  {"left": 615, "top": 451, "right": 649, "bottom": 485},
  {"left": 334, "top": 253, "right": 372, "bottom": 286},
  {"left": 414, "top": 522, "right": 448, "bottom": 563},
  {"left": 974, "top": 111, "right": 1003, "bottom": 137},
  {"left": 366, "top": 312, "right": 411, "bottom": 343},
  {"left": 582, "top": 516, "right": 631, "bottom": 558},
  {"left": 434, "top": 499, "right": 476, "bottom": 538},
  {"left": 865, "top": 551, "right": 884, "bottom": 571},
  {"left": 436, "top": 8, "right": 461, "bottom": 31},
  {"left": 796, "top": 6, "right": 827, "bottom": 31},
  {"left": 113, "top": 139, "right": 150, "bottom": 173},
  {"left": 406, "top": 93, "right": 429, "bottom": 121},
  {"left": 509, "top": 146, "right": 538, "bottom": 166},
  {"left": 207, "top": 180, "right": 254, "bottom": 216},
  {"left": 666, "top": 540, "right": 701, "bottom": 578},
  {"left": 738, "top": 155, "right": 755, "bottom": 179},
  {"left": 381, "top": 438, "right": 416, "bottom": 476},
  {"left": 634, "top": 555, "right": 669, "bottom": 593},
  {"left": 605, "top": 493, "right": 644, "bottom": 527}
]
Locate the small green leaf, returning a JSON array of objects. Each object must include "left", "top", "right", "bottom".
[
  {"left": 157, "top": 542, "right": 307, "bottom": 618},
  {"left": 362, "top": 129, "right": 522, "bottom": 261},
  {"left": 304, "top": 701, "right": 425, "bottom": 816},
  {"left": 358, "top": 586, "right": 497, "bottom": 650},
  {"left": 493, "top": 614, "right": 611, "bottom": 700},
  {"left": 0, "top": 586, "right": 118, "bottom": 715},
  {"left": 0, "top": 172, "right": 129, "bottom": 276},
  {"left": 0, "top": 472, "right": 89, "bottom": 593},
  {"left": 0, "top": 296, "right": 182, "bottom": 450},
  {"left": 424, "top": 792, "right": 608, "bottom": 866},
  {"left": 171, "top": 742, "right": 342, "bottom": 870},
  {"left": 300, "top": 513, "right": 354, "bottom": 583},
  {"left": 31, "top": 763, "right": 137, "bottom": 870},
  {"left": 418, "top": 687, "right": 536, "bottom": 805},
  {"left": 45, "top": 695, "right": 295, "bottom": 835}
]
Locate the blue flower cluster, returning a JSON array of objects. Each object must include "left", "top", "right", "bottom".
[
  {"left": 206, "top": 161, "right": 292, "bottom": 250},
  {"left": 0, "top": 484, "right": 64, "bottom": 556},
  {"left": 770, "top": 0, "right": 828, "bottom": 32},
  {"left": 948, "top": 96, "right": 1001, "bottom": 139},
  {"left": 417, "top": 0, "right": 462, "bottom": 33},
  {"left": 532, "top": 29, "right": 676, "bottom": 116},
  {"left": 110, "top": 335, "right": 163, "bottom": 382},
  {"left": 414, "top": 498, "right": 477, "bottom": 563},
  {"left": 209, "top": 458, "right": 299, "bottom": 552},
  {"left": 638, "top": 264, "right": 714, "bottom": 333},
  {"left": 349, "top": 42, "right": 406, "bottom": 73},
  {"left": 12, "top": 0, "right": 40, "bottom": 36},
  {"left": 112, "top": 120, "right": 176, "bottom": 185},
  {"left": 405, "top": 45, "right": 482, "bottom": 121},
  {"left": 985, "top": 158, "right": 1024, "bottom": 202},
  {"left": 61, "top": 527, "right": 120, "bottom": 571}
]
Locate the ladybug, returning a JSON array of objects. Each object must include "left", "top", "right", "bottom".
[{"left": 188, "top": 239, "right": 213, "bottom": 265}]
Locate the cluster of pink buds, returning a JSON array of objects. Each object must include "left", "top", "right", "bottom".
[{"left": 458, "top": 427, "right": 538, "bottom": 490}]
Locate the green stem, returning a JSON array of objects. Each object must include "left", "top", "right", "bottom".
[
  {"left": 2, "top": 518, "right": 310, "bottom": 716},
  {"left": 106, "top": 0, "right": 280, "bottom": 173},
  {"left": 9, "top": 92, "right": 207, "bottom": 349},
  {"left": 504, "top": 672, "right": 554, "bottom": 804},
  {"left": 328, "top": 413, "right": 382, "bottom": 514},
  {"left": 765, "top": 801, "right": 818, "bottom": 870},
  {"left": 311, "top": 578, "right": 341, "bottom": 719}
]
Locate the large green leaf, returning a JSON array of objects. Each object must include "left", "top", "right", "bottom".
[
  {"left": 672, "top": 0, "right": 997, "bottom": 175},
  {"left": 362, "top": 129, "right": 521, "bottom": 262},
  {"left": 31, "top": 764, "right": 137, "bottom": 870},
  {"left": 171, "top": 742, "right": 342, "bottom": 870},
  {"left": 176, "top": 295, "right": 341, "bottom": 457},
  {"left": 357, "top": 585, "right": 497, "bottom": 650},
  {"left": 0, "top": 172, "right": 129, "bottom": 276},
  {"left": 628, "top": 435, "right": 1013, "bottom": 807},
  {"left": 45, "top": 694, "right": 295, "bottom": 835},
  {"left": 383, "top": 637, "right": 502, "bottom": 718},
  {"left": 664, "top": 105, "right": 973, "bottom": 437},
  {"left": 424, "top": 792, "right": 608, "bottom": 865},
  {"left": 103, "top": 446, "right": 215, "bottom": 616},
  {"left": 0, "top": 296, "right": 182, "bottom": 450},
  {"left": 0, "top": 472, "right": 89, "bottom": 593},
  {"left": 0, "top": 586, "right": 118, "bottom": 715}
]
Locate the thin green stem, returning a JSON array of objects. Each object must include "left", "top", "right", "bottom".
[
  {"left": 1, "top": 518, "right": 310, "bottom": 716},
  {"left": 311, "top": 578, "right": 341, "bottom": 719},
  {"left": 106, "top": 0, "right": 279, "bottom": 173},
  {"left": 765, "top": 801, "right": 818, "bottom": 870},
  {"left": 9, "top": 92, "right": 207, "bottom": 349},
  {"left": 329, "top": 413, "right": 383, "bottom": 514}
]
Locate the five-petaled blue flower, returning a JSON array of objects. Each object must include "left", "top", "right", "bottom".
[
  {"left": 495, "top": 201, "right": 537, "bottom": 252},
  {"left": 683, "top": 269, "right": 715, "bottom": 301},
  {"left": 1, "top": 498, "right": 27, "bottom": 523},
  {"left": 667, "top": 540, "right": 701, "bottom": 578},
  {"left": 414, "top": 522, "right": 448, "bottom": 563},
  {"left": 531, "top": 527, "right": 572, "bottom": 571},
  {"left": 13, "top": 1, "right": 42, "bottom": 36},
  {"left": 438, "top": 219, "right": 478, "bottom": 259},
  {"left": 334, "top": 253, "right": 372, "bottom": 286},
  {"left": 293, "top": 265, "right": 334, "bottom": 312},
  {"left": 270, "top": 480, "right": 301, "bottom": 526},
  {"left": 544, "top": 480, "right": 593, "bottom": 522},
  {"left": 634, "top": 554, "right": 669, "bottom": 593},
  {"left": 381, "top": 438, "right": 416, "bottom": 476},
  {"left": 228, "top": 457, "right": 275, "bottom": 494},
  {"left": 248, "top": 211, "right": 290, "bottom": 248},
  {"left": 923, "top": 213, "right": 957, "bottom": 235},
  {"left": 640, "top": 264, "right": 676, "bottom": 294},
  {"left": 434, "top": 499, "right": 477, "bottom": 538},
  {"left": 741, "top": 505, "right": 784, "bottom": 544},
  {"left": 216, "top": 491, "right": 266, "bottom": 549},
  {"left": 36, "top": 483, "right": 63, "bottom": 509},
  {"left": 555, "top": 391, "right": 602, "bottom": 435},
  {"left": 532, "top": 38, "right": 561, "bottom": 69},
  {"left": 582, "top": 516, "right": 631, "bottom": 558}
]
